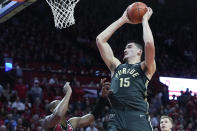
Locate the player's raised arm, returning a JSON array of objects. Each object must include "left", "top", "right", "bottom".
[
  {"left": 96, "top": 10, "right": 132, "bottom": 73},
  {"left": 141, "top": 7, "right": 156, "bottom": 78},
  {"left": 40, "top": 82, "right": 72, "bottom": 129}
]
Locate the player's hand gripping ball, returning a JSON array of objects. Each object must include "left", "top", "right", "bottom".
[{"left": 127, "top": 2, "right": 148, "bottom": 24}]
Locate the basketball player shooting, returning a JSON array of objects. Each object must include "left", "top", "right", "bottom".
[
  {"left": 96, "top": 4, "right": 156, "bottom": 131},
  {"left": 40, "top": 80, "right": 110, "bottom": 131}
]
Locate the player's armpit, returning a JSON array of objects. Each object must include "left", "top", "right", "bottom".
[
  {"left": 111, "top": 57, "right": 121, "bottom": 73},
  {"left": 40, "top": 114, "right": 61, "bottom": 129},
  {"left": 141, "top": 61, "right": 156, "bottom": 80}
]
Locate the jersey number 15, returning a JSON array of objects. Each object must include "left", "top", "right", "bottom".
[{"left": 120, "top": 77, "right": 130, "bottom": 87}]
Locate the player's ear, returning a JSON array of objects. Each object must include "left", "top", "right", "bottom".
[{"left": 137, "top": 49, "right": 142, "bottom": 56}]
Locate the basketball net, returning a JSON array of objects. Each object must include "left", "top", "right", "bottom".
[{"left": 45, "top": 0, "right": 80, "bottom": 29}]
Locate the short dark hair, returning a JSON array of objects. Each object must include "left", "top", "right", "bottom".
[{"left": 126, "top": 40, "right": 144, "bottom": 51}]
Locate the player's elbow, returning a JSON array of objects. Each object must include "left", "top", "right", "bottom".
[
  {"left": 96, "top": 35, "right": 106, "bottom": 45},
  {"left": 145, "top": 41, "right": 154, "bottom": 49},
  {"left": 145, "top": 42, "right": 155, "bottom": 55},
  {"left": 145, "top": 40, "right": 155, "bottom": 52},
  {"left": 96, "top": 36, "right": 102, "bottom": 45}
]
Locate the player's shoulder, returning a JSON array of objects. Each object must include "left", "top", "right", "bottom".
[{"left": 67, "top": 117, "right": 79, "bottom": 130}]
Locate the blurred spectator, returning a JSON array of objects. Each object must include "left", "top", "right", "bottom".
[
  {"left": 0, "top": 125, "right": 7, "bottom": 131},
  {"left": 49, "top": 75, "right": 56, "bottom": 85},
  {"left": 4, "top": 114, "right": 17, "bottom": 130},
  {"left": 11, "top": 97, "right": 25, "bottom": 112},
  {"left": 14, "top": 78, "right": 28, "bottom": 100},
  {"left": 151, "top": 114, "right": 159, "bottom": 128},
  {"left": 3, "top": 83, "right": 16, "bottom": 102},
  {"left": 16, "top": 118, "right": 25, "bottom": 130},
  {"left": 86, "top": 122, "right": 98, "bottom": 131},
  {"left": 29, "top": 79, "right": 43, "bottom": 103},
  {"left": 16, "top": 65, "right": 23, "bottom": 77}
]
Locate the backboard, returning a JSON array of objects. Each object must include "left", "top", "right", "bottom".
[{"left": 0, "top": 0, "right": 37, "bottom": 23}]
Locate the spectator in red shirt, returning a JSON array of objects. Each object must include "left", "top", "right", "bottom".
[{"left": 14, "top": 78, "right": 28, "bottom": 100}]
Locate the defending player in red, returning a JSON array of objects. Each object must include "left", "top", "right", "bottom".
[{"left": 40, "top": 80, "right": 110, "bottom": 131}]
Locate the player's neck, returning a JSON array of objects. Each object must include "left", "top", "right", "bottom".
[{"left": 127, "top": 57, "right": 141, "bottom": 64}]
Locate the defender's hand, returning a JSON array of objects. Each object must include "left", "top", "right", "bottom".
[
  {"left": 100, "top": 78, "right": 111, "bottom": 97},
  {"left": 63, "top": 82, "right": 72, "bottom": 94},
  {"left": 142, "top": 7, "right": 153, "bottom": 22}
]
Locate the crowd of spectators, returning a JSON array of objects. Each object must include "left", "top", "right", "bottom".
[{"left": 0, "top": 0, "right": 197, "bottom": 130}]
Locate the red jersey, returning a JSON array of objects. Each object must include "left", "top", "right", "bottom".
[{"left": 53, "top": 121, "right": 74, "bottom": 131}]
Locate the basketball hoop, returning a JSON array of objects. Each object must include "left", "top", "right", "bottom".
[{"left": 46, "top": 0, "right": 80, "bottom": 29}]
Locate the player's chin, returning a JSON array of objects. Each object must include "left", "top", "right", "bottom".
[{"left": 123, "top": 56, "right": 127, "bottom": 62}]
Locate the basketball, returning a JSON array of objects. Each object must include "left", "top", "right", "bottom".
[{"left": 127, "top": 2, "right": 148, "bottom": 24}]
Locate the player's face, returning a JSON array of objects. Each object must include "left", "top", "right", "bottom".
[
  {"left": 124, "top": 43, "right": 140, "bottom": 60},
  {"left": 160, "top": 118, "right": 172, "bottom": 131}
]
